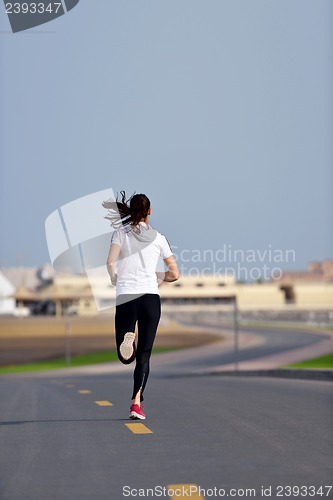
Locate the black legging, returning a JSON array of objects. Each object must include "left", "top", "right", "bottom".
[{"left": 115, "top": 293, "right": 161, "bottom": 402}]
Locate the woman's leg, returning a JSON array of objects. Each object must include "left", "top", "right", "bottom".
[
  {"left": 115, "top": 294, "right": 138, "bottom": 365},
  {"left": 131, "top": 294, "right": 161, "bottom": 403}
]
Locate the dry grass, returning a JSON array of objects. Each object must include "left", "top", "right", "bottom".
[
  {"left": 0, "top": 314, "right": 221, "bottom": 366},
  {"left": 0, "top": 314, "right": 196, "bottom": 337}
]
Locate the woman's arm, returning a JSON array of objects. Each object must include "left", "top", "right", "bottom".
[
  {"left": 106, "top": 243, "right": 121, "bottom": 285},
  {"left": 160, "top": 255, "right": 180, "bottom": 283}
]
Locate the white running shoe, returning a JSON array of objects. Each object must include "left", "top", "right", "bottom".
[{"left": 119, "top": 332, "right": 136, "bottom": 360}]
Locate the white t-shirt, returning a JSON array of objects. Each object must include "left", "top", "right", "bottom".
[{"left": 110, "top": 222, "right": 173, "bottom": 296}]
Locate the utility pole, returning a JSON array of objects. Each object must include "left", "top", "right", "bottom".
[{"left": 233, "top": 295, "right": 239, "bottom": 371}]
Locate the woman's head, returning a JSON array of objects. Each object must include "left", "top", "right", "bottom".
[
  {"left": 129, "top": 193, "right": 151, "bottom": 225},
  {"left": 102, "top": 191, "right": 151, "bottom": 228}
]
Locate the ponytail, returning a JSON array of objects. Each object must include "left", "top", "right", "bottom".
[{"left": 102, "top": 191, "right": 150, "bottom": 229}]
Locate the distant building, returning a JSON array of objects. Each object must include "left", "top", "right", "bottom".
[
  {"left": 0, "top": 266, "right": 40, "bottom": 289},
  {"left": 273, "top": 259, "right": 333, "bottom": 284},
  {"left": 0, "top": 270, "right": 15, "bottom": 314},
  {"left": 1, "top": 262, "right": 332, "bottom": 316}
]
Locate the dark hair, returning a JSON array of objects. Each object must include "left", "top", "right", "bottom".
[{"left": 102, "top": 191, "right": 151, "bottom": 228}]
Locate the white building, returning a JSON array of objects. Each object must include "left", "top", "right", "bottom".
[{"left": 0, "top": 270, "right": 15, "bottom": 315}]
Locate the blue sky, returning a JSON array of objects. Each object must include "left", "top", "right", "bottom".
[{"left": 0, "top": 0, "right": 332, "bottom": 276}]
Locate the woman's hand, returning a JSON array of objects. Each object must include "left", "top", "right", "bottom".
[{"left": 162, "top": 256, "right": 180, "bottom": 282}]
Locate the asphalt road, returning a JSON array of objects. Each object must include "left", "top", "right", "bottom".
[
  {"left": 147, "top": 322, "right": 333, "bottom": 376},
  {"left": 165, "top": 322, "right": 330, "bottom": 372},
  {"left": 1, "top": 324, "right": 333, "bottom": 500}
]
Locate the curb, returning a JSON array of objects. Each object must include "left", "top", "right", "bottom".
[{"left": 191, "top": 368, "right": 333, "bottom": 382}]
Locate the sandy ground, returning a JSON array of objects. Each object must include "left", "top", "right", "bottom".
[{"left": 0, "top": 313, "right": 222, "bottom": 365}]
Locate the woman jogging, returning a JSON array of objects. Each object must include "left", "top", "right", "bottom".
[{"left": 102, "top": 191, "right": 179, "bottom": 420}]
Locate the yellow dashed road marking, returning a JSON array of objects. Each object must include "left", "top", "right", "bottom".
[
  {"left": 167, "top": 484, "right": 204, "bottom": 499},
  {"left": 78, "top": 390, "right": 91, "bottom": 394},
  {"left": 125, "top": 423, "right": 153, "bottom": 434},
  {"left": 95, "top": 400, "right": 113, "bottom": 406},
  {"left": 65, "top": 384, "right": 74, "bottom": 388}
]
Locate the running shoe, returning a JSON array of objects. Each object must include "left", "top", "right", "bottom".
[
  {"left": 129, "top": 403, "right": 146, "bottom": 420},
  {"left": 119, "top": 332, "right": 136, "bottom": 360}
]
